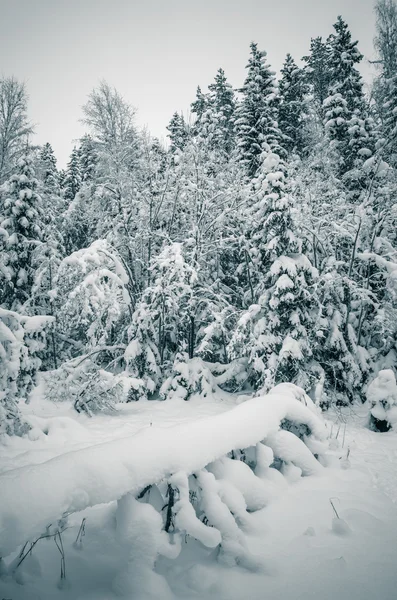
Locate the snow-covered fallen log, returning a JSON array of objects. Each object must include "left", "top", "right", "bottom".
[{"left": 0, "top": 384, "right": 327, "bottom": 558}]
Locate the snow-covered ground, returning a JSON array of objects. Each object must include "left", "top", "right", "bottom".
[{"left": 1, "top": 390, "right": 397, "bottom": 600}]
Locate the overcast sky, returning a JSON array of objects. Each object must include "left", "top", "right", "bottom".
[{"left": 0, "top": 0, "right": 378, "bottom": 167}]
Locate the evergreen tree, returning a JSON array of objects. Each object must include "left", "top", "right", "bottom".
[
  {"left": 78, "top": 134, "right": 97, "bottom": 182},
  {"left": 314, "top": 260, "right": 368, "bottom": 404},
  {"left": 0, "top": 308, "right": 51, "bottom": 435},
  {"left": 0, "top": 154, "right": 44, "bottom": 310},
  {"left": 303, "top": 37, "right": 333, "bottom": 109},
  {"left": 62, "top": 146, "right": 82, "bottom": 201},
  {"left": 207, "top": 68, "right": 236, "bottom": 155},
  {"left": 39, "top": 142, "right": 59, "bottom": 193},
  {"left": 235, "top": 43, "right": 285, "bottom": 178},
  {"left": 167, "top": 112, "right": 188, "bottom": 153},
  {"left": 58, "top": 168, "right": 66, "bottom": 189},
  {"left": 323, "top": 17, "right": 375, "bottom": 188},
  {"left": 278, "top": 54, "right": 308, "bottom": 155},
  {"left": 230, "top": 147, "right": 316, "bottom": 392},
  {"left": 328, "top": 17, "right": 364, "bottom": 113},
  {"left": 191, "top": 86, "right": 210, "bottom": 136}
]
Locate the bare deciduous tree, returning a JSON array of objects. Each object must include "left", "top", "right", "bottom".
[
  {"left": 0, "top": 77, "right": 33, "bottom": 183},
  {"left": 81, "top": 80, "right": 136, "bottom": 148},
  {"left": 374, "top": 0, "right": 397, "bottom": 77}
]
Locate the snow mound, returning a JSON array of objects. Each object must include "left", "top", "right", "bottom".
[
  {"left": 366, "top": 369, "right": 397, "bottom": 431},
  {"left": 0, "top": 385, "right": 327, "bottom": 557}
]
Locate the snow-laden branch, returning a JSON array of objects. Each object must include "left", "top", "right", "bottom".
[{"left": 0, "top": 384, "right": 327, "bottom": 557}]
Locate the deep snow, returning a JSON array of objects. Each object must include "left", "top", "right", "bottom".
[{"left": 1, "top": 388, "right": 397, "bottom": 600}]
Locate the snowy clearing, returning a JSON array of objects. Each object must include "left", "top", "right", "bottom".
[{"left": 1, "top": 389, "right": 397, "bottom": 600}]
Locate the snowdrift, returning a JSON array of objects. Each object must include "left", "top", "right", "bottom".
[{"left": 0, "top": 384, "right": 327, "bottom": 560}]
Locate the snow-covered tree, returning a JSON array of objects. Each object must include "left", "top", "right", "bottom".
[
  {"left": 0, "top": 77, "right": 33, "bottom": 184},
  {"left": 196, "top": 69, "right": 236, "bottom": 156},
  {"left": 0, "top": 155, "right": 44, "bottom": 310},
  {"left": 39, "top": 142, "right": 59, "bottom": 194},
  {"left": 230, "top": 148, "right": 317, "bottom": 392},
  {"left": 278, "top": 54, "right": 308, "bottom": 156},
  {"left": 167, "top": 112, "right": 188, "bottom": 153},
  {"left": 78, "top": 134, "right": 97, "bottom": 182},
  {"left": 303, "top": 37, "right": 333, "bottom": 110},
  {"left": 374, "top": 0, "right": 397, "bottom": 79},
  {"left": 62, "top": 147, "right": 82, "bottom": 202},
  {"left": 323, "top": 17, "right": 375, "bottom": 186},
  {"left": 313, "top": 260, "right": 369, "bottom": 405},
  {"left": 235, "top": 43, "right": 285, "bottom": 178},
  {"left": 191, "top": 86, "right": 210, "bottom": 136},
  {"left": 55, "top": 239, "right": 133, "bottom": 355},
  {"left": 0, "top": 308, "right": 51, "bottom": 435}
]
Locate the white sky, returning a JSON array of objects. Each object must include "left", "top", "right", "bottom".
[{"left": 0, "top": 0, "right": 378, "bottom": 168}]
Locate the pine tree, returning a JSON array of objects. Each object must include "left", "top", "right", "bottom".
[
  {"left": 0, "top": 154, "right": 44, "bottom": 310},
  {"left": 62, "top": 146, "right": 82, "bottom": 201},
  {"left": 235, "top": 43, "right": 285, "bottom": 178},
  {"left": 278, "top": 54, "right": 308, "bottom": 155}
]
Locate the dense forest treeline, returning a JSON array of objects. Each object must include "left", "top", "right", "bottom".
[{"left": 1, "top": 1, "right": 397, "bottom": 433}]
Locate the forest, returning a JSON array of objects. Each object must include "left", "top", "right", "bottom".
[{"left": 1, "top": 1, "right": 397, "bottom": 599}]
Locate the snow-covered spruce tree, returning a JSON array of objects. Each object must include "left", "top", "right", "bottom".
[
  {"left": 0, "top": 154, "right": 44, "bottom": 311},
  {"left": 191, "top": 86, "right": 210, "bottom": 136},
  {"left": 167, "top": 112, "right": 189, "bottom": 153},
  {"left": 303, "top": 37, "right": 333, "bottom": 112},
  {"left": 200, "top": 68, "right": 236, "bottom": 156},
  {"left": 323, "top": 16, "right": 375, "bottom": 193},
  {"left": 39, "top": 142, "right": 59, "bottom": 195},
  {"left": 0, "top": 307, "right": 52, "bottom": 435},
  {"left": 328, "top": 17, "right": 365, "bottom": 116},
  {"left": 313, "top": 259, "right": 369, "bottom": 405},
  {"left": 278, "top": 54, "right": 308, "bottom": 156},
  {"left": 235, "top": 43, "right": 285, "bottom": 178},
  {"left": 62, "top": 185, "right": 96, "bottom": 255},
  {"left": 62, "top": 146, "right": 82, "bottom": 202},
  {"left": 78, "top": 134, "right": 98, "bottom": 183},
  {"left": 229, "top": 147, "right": 317, "bottom": 393},
  {"left": 124, "top": 301, "right": 161, "bottom": 401}
]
